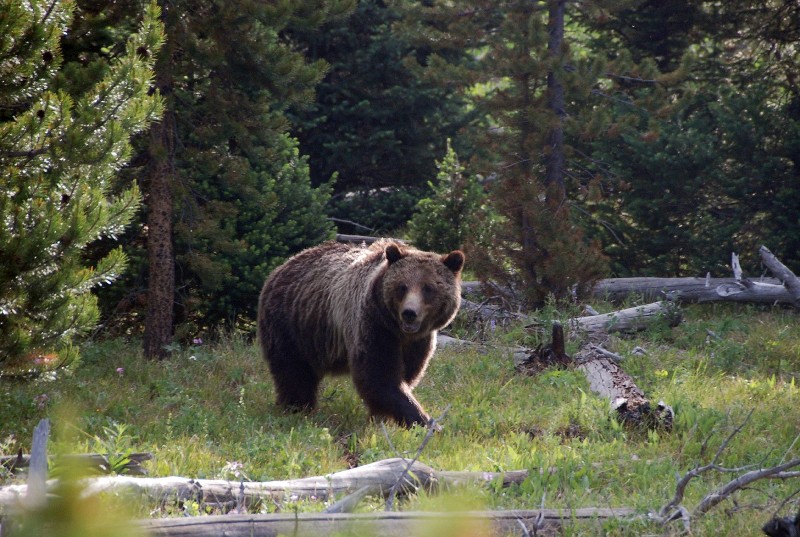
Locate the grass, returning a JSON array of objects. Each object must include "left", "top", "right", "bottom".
[{"left": 2, "top": 302, "right": 800, "bottom": 535}]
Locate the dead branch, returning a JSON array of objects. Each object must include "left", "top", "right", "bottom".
[
  {"left": 656, "top": 410, "right": 800, "bottom": 532},
  {"left": 137, "top": 507, "right": 639, "bottom": 537},
  {"left": 760, "top": 245, "right": 800, "bottom": 306},
  {"left": 0, "top": 457, "right": 528, "bottom": 509},
  {"left": 386, "top": 406, "right": 450, "bottom": 511}
]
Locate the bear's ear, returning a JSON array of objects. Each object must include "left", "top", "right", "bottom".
[
  {"left": 442, "top": 250, "right": 465, "bottom": 274},
  {"left": 385, "top": 244, "right": 404, "bottom": 264}
]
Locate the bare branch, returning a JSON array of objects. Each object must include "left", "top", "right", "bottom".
[
  {"left": 693, "top": 458, "right": 800, "bottom": 517},
  {"left": 385, "top": 406, "right": 450, "bottom": 511}
]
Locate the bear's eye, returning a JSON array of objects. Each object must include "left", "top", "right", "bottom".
[
  {"left": 422, "top": 283, "right": 434, "bottom": 298},
  {"left": 397, "top": 284, "right": 408, "bottom": 295}
]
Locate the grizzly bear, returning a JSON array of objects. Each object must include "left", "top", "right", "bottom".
[{"left": 257, "top": 240, "right": 464, "bottom": 427}]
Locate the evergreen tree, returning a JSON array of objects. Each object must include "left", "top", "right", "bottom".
[
  {"left": 408, "top": 141, "right": 491, "bottom": 252},
  {"left": 398, "top": 0, "right": 654, "bottom": 305},
  {"left": 56, "top": 0, "right": 353, "bottom": 355},
  {"left": 289, "top": 0, "right": 473, "bottom": 233},
  {"left": 0, "top": 0, "right": 163, "bottom": 368},
  {"left": 591, "top": 0, "right": 800, "bottom": 275}
]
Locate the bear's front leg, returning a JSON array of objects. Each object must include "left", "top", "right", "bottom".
[
  {"left": 351, "top": 334, "right": 432, "bottom": 427},
  {"left": 357, "top": 377, "right": 431, "bottom": 427}
]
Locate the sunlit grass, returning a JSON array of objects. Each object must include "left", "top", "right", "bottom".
[{"left": 2, "top": 303, "right": 800, "bottom": 534}]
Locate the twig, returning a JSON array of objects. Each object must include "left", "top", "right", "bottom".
[
  {"left": 588, "top": 344, "right": 624, "bottom": 363},
  {"left": 659, "top": 409, "right": 755, "bottom": 519},
  {"left": 323, "top": 485, "right": 374, "bottom": 514},
  {"left": 693, "top": 458, "right": 800, "bottom": 517},
  {"left": 381, "top": 422, "right": 401, "bottom": 458},
  {"left": 385, "top": 406, "right": 450, "bottom": 511}
]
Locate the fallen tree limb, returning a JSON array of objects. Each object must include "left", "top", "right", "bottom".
[
  {"left": 0, "top": 458, "right": 528, "bottom": 508},
  {"left": 591, "top": 277, "right": 791, "bottom": 305},
  {"left": 759, "top": 245, "right": 800, "bottom": 306},
  {"left": 568, "top": 301, "right": 682, "bottom": 335},
  {"left": 138, "top": 507, "right": 639, "bottom": 537},
  {"left": 336, "top": 234, "right": 405, "bottom": 244},
  {"left": 574, "top": 349, "right": 673, "bottom": 430},
  {"left": 654, "top": 410, "right": 800, "bottom": 533}
]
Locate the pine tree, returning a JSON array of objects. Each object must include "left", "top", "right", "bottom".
[
  {"left": 54, "top": 0, "right": 354, "bottom": 355},
  {"left": 408, "top": 141, "right": 491, "bottom": 252},
  {"left": 591, "top": 0, "right": 800, "bottom": 275},
  {"left": 0, "top": 0, "right": 163, "bottom": 368},
  {"left": 399, "top": 0, "right": 648, "bottom": 305},
  {"left": 288, "top": 0, "right": 472, "bottom": 233}
]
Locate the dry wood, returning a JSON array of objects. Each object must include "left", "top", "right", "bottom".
[
  {"left": 0, "top": 458, "right": 527, "bottom": 508},
  {"left": 759, "top": 245, "right": 800, "bottom": 305},
  {"left": 336, "top": 234, "right": 405, "bottom": 244},
  {"left": 655, "top": 410, "right": 800, "bottom": 533},
  {"left": 26, "top": 419, "right": 49, "bottom": 508},
  {"left": 575, "top": 350, "right": 673, "bottom": 430},
  {"left": 569, "top": 301, "right": 681, "bottom": 335},
  {"left": 138, "top": 507, "right": 639, "bottom": 537},
  {"left": 591, "top": 276, "right": 792, "bottom": 305}
]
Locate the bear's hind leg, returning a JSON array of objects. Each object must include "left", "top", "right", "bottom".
[
  {"left": 263, "top": 327, "right": 320, "bottom": 411},
  {"left": 270, "top": 359, "right": 320, "bottom": 411}
]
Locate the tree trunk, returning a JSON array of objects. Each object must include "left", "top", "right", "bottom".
[
  {"left": 143, "top": 66, "right": 175, "bottom": 359},
  {"left": 545, "top": 0, "right": 566, "bottom": 199}
]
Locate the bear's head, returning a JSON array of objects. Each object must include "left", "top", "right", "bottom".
[{"left": 382, "top": 243, "right": 465, "bottom": 336}]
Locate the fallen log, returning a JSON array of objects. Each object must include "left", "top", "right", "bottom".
[
  {"left": 138, "top": 507, "right": 639, "bottom": 537},
  {"left": 575, "top": 349, "right": 673, "bottom": 430},
  {"left": 591, "top": 277, "right": 791, "bottom": 305},
  {"left": 759, "top": 245, "right": 800, "bottom": 306},
  {"left": 0, "top": 458, "right": 527, "bottom": 508},
  {"left": 336, "top": 234, "right": 405, "bottom": 244},
  {"left": 569, "top": 301, "right": 682, "bottom": 335}
]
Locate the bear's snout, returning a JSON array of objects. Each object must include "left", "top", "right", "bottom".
[{"left": 399, "top": 291, "right": 424, "bottom": 333}]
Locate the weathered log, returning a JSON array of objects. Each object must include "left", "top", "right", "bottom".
[
  {"left": 575, "top": 350, "right": 673, "bottom": 430},
  {"left": 569, "top": 301, "right": 682, "bottom": 335},
  {"left": 591, "top": 277, "right": 792, "bottom": 305},
  {"left": 138, "top": 507, "right": 639, "bottom": 537},
  {"left": 336, "top": 234, "right": 405, "bottom": 244},
  {"left": 0, "top": 458, "right": 527, "bottom": 508},
  {"left": 570, "top": 303, "right": 677, "bottom": 429},
  {"left": 759, "top": 245, "right": 800, "bottom": 306}
]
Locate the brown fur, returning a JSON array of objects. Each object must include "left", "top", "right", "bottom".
[{"left": 257, "top": 240, "right": 464, "bottom": 427}]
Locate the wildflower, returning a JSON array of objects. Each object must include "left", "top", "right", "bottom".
[
  {"left": 223, "top": 460, "right": 243, "bottom": 478},
  {"left": 192, "top": 337, "right": 203, "bottom": 345},
  {"left": 116, "top": 367, "right": 124, "bottom": 376},
  {"left": 188, "top": 355, "right": 197, "bottom": 361}
]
